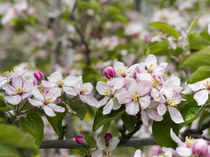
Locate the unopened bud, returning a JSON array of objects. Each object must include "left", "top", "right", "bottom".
[
  {"left": 105, "top": 133, "right": 112, "bottom": 142},
  {"left": 104, "top": 67, "right": 115, "bottom": 79},
  {"left": 76, "top": 136, "right": 84, "bottom": 144},
  {"left": 34, "top": 70, "right": 44, "bottom": 82},
  {"left": 192, "top": 139, "right": 208, "bottom": 156}
]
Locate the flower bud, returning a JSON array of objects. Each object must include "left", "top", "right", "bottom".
[
  {"left": 104, "top": 67, "right": 115, "bottom": 79},
  {"left": 105, "top": 133, "right": 112, "bottom": 142},
  {"left": 33, "top": 70, "right": 44, "bottom": 82},
  {"left": 75, "top": 136, "right": 84, "bottom": 144},
  {"left": 192, "top": 139, "right": 208, "bottom": 156}
]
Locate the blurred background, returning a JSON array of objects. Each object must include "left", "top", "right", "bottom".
[{"left": 0, "top": 0, "right": 210, "bottom": 156}]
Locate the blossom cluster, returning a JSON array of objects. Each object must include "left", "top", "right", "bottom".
[
  {"left": 97, "top": 54, "right": 184, "bottom": 125},
  {"left": 0, "top": 70, "right": 97, "bottom": 117}
]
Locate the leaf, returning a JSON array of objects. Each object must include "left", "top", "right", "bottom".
[
  {"left": 46, "top": 104, "right": 66, "bottom": 138},
  {"left": 77, "top": 0, "right": 101, "bottom": 14},
  {"left": 180, "top": 46, "right": 210, "bottom": 69},
  {"left": 178, "top": 94, "right": 204, "bottom": 125},
  {"left": 19, "top": 112, "right": 44, "bottom": 145},
  {"left": 147, "top": 40, "right": 169, "bottom": 55},
  {"left": 85, "top": 135, "right": 96, "bottom": 148},
  {"left": 92, "top": 106, "right": 125, "bottom": 132},
  {"left": 188, "top": 33, "right": 210, "bottom": 50},
  {"left": 149, "top": 22, "right": 179, "bottom": 39},
  {"left": 69, "top": 103, "right": 87, "bottom": 120},
  {"left": 99, "top": 122, "right": 110, "bottom": 137},
  {"left": 152, "top": 112, "right": 180, "bottom": 149},
  {"left": 111, "top": 14, "right": 128, "bottom": 24},
  {"left": 0, "top": 124, "right": 38, "bottom": 151},
  {"left": 0, "top": 144, "right": 21, "bottom": 157},
  {"left": 187, "top": 17, "right": 199, "bottom": 35},
  {"left": 121, "top": 114, "right": 137, "bottom": 132},
  {"left": 188, "top": 66, "right": 210, "bottom": 83}
]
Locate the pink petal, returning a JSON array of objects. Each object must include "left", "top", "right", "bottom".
[
  {"left": 63, "top": 86, "right": 77, "bottom": 96},
  {"left": 124, "top": 77, "right": 137, "bottom": 93},
  {"left": 157, "top": 104, "right": 167, "bottom": 116},
  {"left": 32, "top": 87, "right": 44, "bottom": 101},
  {"left": 141, "top": 110, "right": 148, "bottom": 126},
  {"left": 138, "top": 80, "right": 152, "bottom": 96},
  {"left": 139, "top": 95, "right": 150, "bottom": 110},
  {"left": 48, "top": 103, "right": 65, "bottom": 113},
  {"left": 3, "top": 84, "right": 17, "bottom": 95},
  {"left": 116, "top": 89, "right": 132, "bottom": 104},
  {"left": 92, "top": 149, "right": 103, "bottom": 157},
  {"left": 28, "top": 98, "right": 43, "bottom": 107},
  {"left": 147, "top": 108, "right": 163, "bottom": 121}
]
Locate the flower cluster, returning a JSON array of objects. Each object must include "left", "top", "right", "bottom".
[
  {"left": 0, "top": 70, "right": 97, "bottom": 117},
  {"left": 97, "top": 55, "right": 184, "bottom": 125},
  {"left": 171, "top": 129, "right": 210, "bottom": 157}
]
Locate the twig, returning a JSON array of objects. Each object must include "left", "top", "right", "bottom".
[{"left": 40, "top": 137, "right": 156, "bottom": 149}]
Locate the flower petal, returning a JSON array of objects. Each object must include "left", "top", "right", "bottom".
[
  {"left": 133, "top": 149, "right": 141, "bottom": 157},
  {"left": 96, "top": 81, "right": 108, "bottom": 95},
  {"left": 126, "top": 102, "right": 139, "bottom": 115},
  {"left": 28, "top": 98, "right": 43, "bottom": 107},
  {"left": 43, "top": 106, "right": 56, "bottom": 117},
  {"left": 97, "top": 97, "right": 109, "bottom": 107},
  {"left": 12, "top": 76, "right": 23, "bottom": 89},
  {"left": 63, "top": 86, "right": 77, "bottom": 96},
  {"left": 32, "top": 87, "right": 44, "bottom": 101},
  {"left": 141, "top": 110, "right": 148, "bottom": 126},
  {"left": 103, "top": 99, "right": 114, "bottom": 115},
  {"left": 109, "top": 137, "right": 120, "bottom": 151},
  {"left": 193, "top": 90, "right": 209, "bottom": 106},
  {"left": 3, "top": 84, "right": 17, "bottom": 95},
  {"left": 157, "top": 104, "right": 167, "bottom": 116},
  {"left": 168, "top": 106, "right": 184, "bottom": 124},
  {"left": 147, "top": 108, "right": 163, "bottom": 121},
  {"left": 48, "top": 103, "right": 65, "bottom": 113},
  {"left": 170, "top": 128, "right": 183, "bottom": 145},
  {"left": 48, "top": 72, "right": 63, "bottom": 83},
  {"left": 176, "top": 147, "right": 192, "bottom": 157},
  {"left": 139, "top": 95, "right": 150, "bottom": 110},
  {"left": 5, "top": 95, "right": 21, "bottom": 105}
]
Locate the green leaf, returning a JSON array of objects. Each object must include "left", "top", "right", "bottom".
[
  {"left": 93, "top": 106, "right": 125, "bottom": 132},
  {"left": 178, "top": 94, "right": 204, "bottom": 125},
  {"left": 121, "top": 114, "right": 137, "bottom": 132},
  {"left": 68, "top": 103, "right": 87, "bottom": 120},
  {"left": 188, "top": 33, "right": 210, "bottom": 50},
  {"left": 46, "top": 104, "right": 66, "bottom": 138},
  {"left": 111, "top": 14, "right": 128, "bottom": 24},
  {"left": 0, "top": 144, "right": 21, "bottom": 157},
  {"left": 187, "top": 17, "right": 199, "bottom": 35},
  {"left": 180, "top": 46, "right": 210, "bottom": 69},
  {"left": 149, "top": 22, "right": 179, "bottom": 39},
  {"left": 19, "top": 112, "right": 44, "bottom": 145},
  {"left": 0, "top": 124, "right": 38, "bottom": 151},
  {"left": 78, "top": 0, "right": 101, "bottom": 14},
  {"left": 152, "top": 112, "right": 180, "bottom": 149},
  {"left": 99, "top": 122, "right": 110, "bottom": 137},
  {"left": 85, "top": 135, "right": 96, "bottom": 148},
  {"left": 147, "top": 40, "right": 169, "bottom": 55},
  {"left": 188, "top": 66, "right": 210, "bottom": 83}
]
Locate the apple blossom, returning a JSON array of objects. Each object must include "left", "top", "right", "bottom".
[
  {"left": 3, "top": 76, "right": 33, "bottom": 105},
  {"left": 29, "top": 86, "right": 64, "bottom": 117},
  {"left": 188, "top": 78, "right": 210, "bottom": 106},
  {"left": 75, "top": 136, "right": 84, "bottom": 144},
  {"left": 104, "top": 66, "right": 115, "bottom": 79},
  {"left": 96, "top": 81, "right": 121, "bottom": 114},
  {"left": 33, "top": 70, "right": 44, "bottom": 82},
  {"left": 192, "top": 139, "right": 208, "bottom": 156}
]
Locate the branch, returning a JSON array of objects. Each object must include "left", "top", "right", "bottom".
[
  {"left": 40, "top": 137, "right": 156, "bottom": 149},
  {"left": 181, "top": 119, "right": 210, "bottom": 140}
]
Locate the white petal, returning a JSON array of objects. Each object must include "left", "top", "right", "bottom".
[
  {"left": 138, "top": 80, "right": 152, "bottom": 96},
  {"left": 124, "top": 77, "right": 137, "bottom": 93},
  {"left": 96, "top": 138, "right": 106, "bottom": 150},
  {"left": 193, "top": 90, "right": 209, "bottom": 106},
  {"left": 43, "top": 106, "right": 56, "bottom": 117},
  {"left": 126, "top": 102, "right": 139, "bottom": 115},
  {"left": 112, "top": 100, "right": 121, "bottom": 110},
  {"left": 3, "top": 84, "right": 17, "bottom": 95},
  {"left": 107, "top": 77, "right": 124, "bottom": 90},
  {"left": 80, "top": 95, "right": 98, "bottom": 107},
  {"left": 22, "top": 81, "right": 33, "bottom": 93},
  {"left": 176, "top": 147, "right": 192, "bottom": 157},
  {"left": 96, "top": 81, "right": 108, "bottom": 95},
  {"left": 188, "top": 81, "right": 205, "bottom": 92},
  {"left": 32, "top": 87, "right": 44, "bottom": 101},
  {"left": 147, "top": 108, "right": 163, "bottom": 121},
  {"left": 141, "top": 110, "right": 148, "bottom": 126},
  {"left": 116, "top": 89, "right": 132, "bottom": 104},
  {"left": 12, "top": 76, "right": 23, "bottom": 89},
  {"left": 83, "top": 83, "right": 93, "bottom": 94},
  {"left": 109, "top": 137, "right": 120, "bottom": 151},
  {"left": 97, "top": 97, "right": 109, "bottom": 107},
  {"left": 139, "top": 95, "right": 150, "bottom": 110},
  {"left": 64, "top": 76, "right": 78, "bottom": 87},
  {"left": 41, "top": 80, "right": 55, "bottom": 88},
  {"left": 145, "top": 54, "right": 157, "bottom": 68},
  {"left": 137, "top": 73, "right": 152, "bottom": 82},
  {"left": 48, "top": 72, "right": 63, "bottom": 83},
  {"left": 28, "top": 98, "right": 43, "bottom": 107},
  {"left": 133, "top": 149, "right": 141, "bottom": 157},
  {"left": 170, "top": 128, "right": 183, "bottom": 145},
  {"left": 49, "top": 87, "right": 61, "bottom": 97},
  {"left": 48, "top": 103, "right": 65, "bottom": 113},
  {"left": 5, "top": 95, "right": 21, "bottom": 105},
  {"left": 63, "top": 86, "right": 77, "bottom": 96},
  {"left": 103, "top": 99, "right": 114, "bottom": 115},
  {"left": 157, "top": 104, "right": 167, "bottom": 116},
  {"left": 168, "top": 106, "right": 184, "bottom": 124},
  {"left": 91, "top": 149, "right": 103, "bottom": 157}
]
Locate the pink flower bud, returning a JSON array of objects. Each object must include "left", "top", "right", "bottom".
[
  {"left": 149, "top": 145, "right": 162, "bottom": 156},
  {"left": 33, "top": 70, "right": 44, "bottom": 82},
  {"left": 104, "top": 67, "right": 115, "bottom": 79},
  {"left": 76, "top": 136, "right": 84, "bottom": 144},
  {"left": 105, "top": 133, "right": 112, "bottom": 142},
  {"left": 192, "top": 139, "right": 208, "bottom": 156}
]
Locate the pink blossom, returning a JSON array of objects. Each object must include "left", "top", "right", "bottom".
[
  {"left": 33, "top": 70, "right": 44, "bottom": 82},
  {"left": 192, "top": 139, "right": 208, "bottom": 156},
  {"left": 104, "top": 66, "right": 115, "bottom": 79},
  {"left": 75, "top": 136, "right": 84, "bottom": 144}
]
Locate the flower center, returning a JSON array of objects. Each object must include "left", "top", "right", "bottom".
[
  {"left": 205, "top": 81, "right": 210, "bottom": 90},
  {"left": 165, "top": 98, "right": 176, "bottom": 106},
  {"left": 185, "top": 137, "right": 195, "bottom": 148},
  {"left": 116, "top": 68, "right": 126, "bottom": 77},
  {"left": 45, "top": 94, "right": 54, "bottom": 104},
  {"left": 132, "top": 92, "right": 139, "bottom": 101},
  {"left": 38, "top": 85, "right": 45, "bottom": 93},
  {"left": 56, "top": 79, "right": 64, "bottom": 88},
  {"left": 80, "top": 87, "right": 88, "bottom": 94},
  {"left": 148, "top": 64, "right": 154, "bottom": 73},
  {"left": 153, "top": 79, "right": 161, "bottom": 87},
  {"left": 17, "top": 87, "right": 22, "bottom": 94},
  {"left": 104, "top": 89, "right": 114, "bottom": 98}
]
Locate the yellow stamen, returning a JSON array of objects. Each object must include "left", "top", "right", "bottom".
[
  {"left": 116, "top": 68, "right": 125, "bottom": 76},
  {"left": 17, "top": 88, "right": 22, "bottom": 94},
  {"left": 168, "top": 98, "right": 176, "bottom": 107},
  {"left": 4, "top": 71, "right": 13, "bottom": 77},
  {"left": 38, "top": 85, "right": 45, "bottom": 93},
  {"left": 45, "top": 94, "right": 54, "bottom": 103},
  {"left": 185, "top": 137, "right": 195, "bottom": 147},
  {"left": 56, "top": 79, "right": 64, "bottom": 87},
  {"left": 82, "top": 87, "right": 88, "bottom": 93},
  {"left": 132, "top": 92, "right": 139, "bottom": 101}
]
